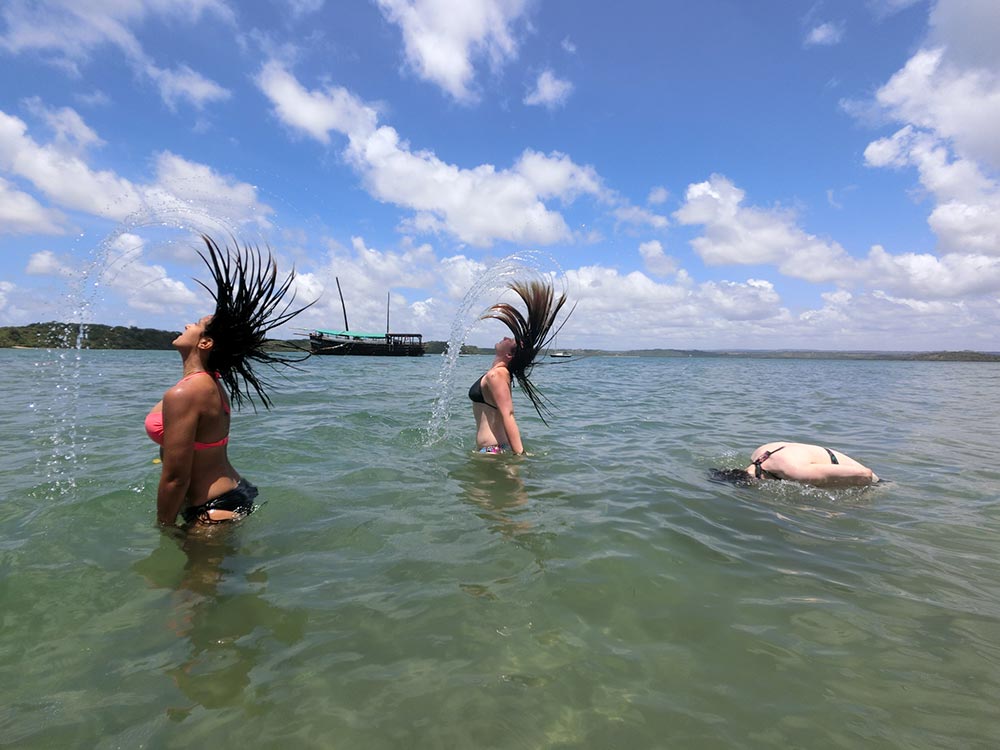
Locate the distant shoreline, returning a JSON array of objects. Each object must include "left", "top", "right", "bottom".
[
  {"left": 613, "top": 350, "right": 1000, "bottom": 362},
  {"left": 461, "top": 347, "right": 1000, "bottom": 362},
  {"left": 2, "top": 322, "right": 998, "bottom": 362}
]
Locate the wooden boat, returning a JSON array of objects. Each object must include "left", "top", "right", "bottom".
[
  {"left": 309, "top": 329, "right": 425, "bottom": 356},
  {"left": 307, "top": 279, "right": 426, "bottom": 356}
]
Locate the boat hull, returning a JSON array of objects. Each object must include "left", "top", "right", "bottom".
[{"left": 309, "top": 333, "right": 425, "bottom": 356}]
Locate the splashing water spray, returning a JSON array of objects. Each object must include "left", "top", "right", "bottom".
[{"left": 424, "top": 250, "right": 566, "bottom": 446}]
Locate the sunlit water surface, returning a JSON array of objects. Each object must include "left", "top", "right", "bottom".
[{"left": 2, "top": 349, "right": 999, "bottom": 748}]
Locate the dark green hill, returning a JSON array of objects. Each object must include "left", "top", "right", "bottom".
[
  {"left": 0, "top": 322, "right": 177, "bottom": 350},
  {"left": 0, "top": 323, "right": 454, "bottom": 353}
]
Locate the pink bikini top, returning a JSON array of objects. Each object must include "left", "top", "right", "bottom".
[{"left": 145, "top": 371, "right": 230, "bottom": 450}]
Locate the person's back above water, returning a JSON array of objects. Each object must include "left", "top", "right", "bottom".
[{"left": 713, "top": 441, "right": 879, "bottom": 488}]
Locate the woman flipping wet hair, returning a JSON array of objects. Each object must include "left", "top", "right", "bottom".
[
  {"left": 145, "top": 235, "right": 312, "bottom": 526},
  {"left": 469, "top": 279, "right": 570, "bottom": 455},
  {"left": 711, "top": 442, "right": 880, "bottom": 488}
]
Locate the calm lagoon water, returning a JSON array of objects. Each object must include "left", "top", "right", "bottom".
[{"left": 2, "top": 348, "right": 999, "bottom": 748}]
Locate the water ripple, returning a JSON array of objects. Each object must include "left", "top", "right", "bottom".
[{"left": 2, "top": 350, "right": 1000, "bottom": 747}]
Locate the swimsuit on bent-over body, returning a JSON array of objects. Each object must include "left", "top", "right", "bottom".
[{"left": 752, "top": 444, "right": 839, "bottom": 479}]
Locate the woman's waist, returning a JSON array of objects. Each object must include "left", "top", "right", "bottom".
[
  {"left": 185, "top": 469, "right": 241, "bottom": 505},
  {"left": 475, "top": 421, "right": 508, "bottom": 445}
]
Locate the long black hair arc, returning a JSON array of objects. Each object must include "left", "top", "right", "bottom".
[
  {"left": 481, "top": 278, "right": 573, "bottom": 424},
  {"left": 197, "top": 235, "right": 313, "bottom": 410}
]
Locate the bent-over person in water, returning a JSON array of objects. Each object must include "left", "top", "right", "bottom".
[{"left": 713, "top": 442, "right": 880, "bottom": 488}]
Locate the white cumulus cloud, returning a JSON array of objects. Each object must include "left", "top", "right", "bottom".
[
  {"left": 647, "top": 186, "right": 669, "bottom": 205},
  {"left": 98, "top": 233, "right": 199, "bottom": 314},
  {"left": 0, "top": 108, "right": 273, "bottom": 236},
  {"left": 864, "top": 126, "right": 1000, "bottom": 254},
  {"left": 638, "top": 240, "right": 676, "bottom": 277},
  {"left": 0, "top": 177, "right": 66, "bottom": 235},
  {"left": 257, "top": 60, "right": 379, "bottom": 145},
  {"left": 0, "top": 1, "right": 233, "bottom": 110},
  {"left": 674, "top": 174, "right": 858, "bottom": 283},
  {"left": 875, "top": 46, "right": 1000, "bottom": 169},
  {"left": 375, "top": 0, "right": 530, "bottom": 103},
  {"left": 615, "top": 205, "right": 669, "bottom": 231},
  {"left": 524, "top": 70, "right": 574, "bottom": 109},
  {"left": 0, "top": 109, "right": 143, "bottom": 220},
  {"left": 257, "top": 62, "right": 606, "bottom": 247},
  {"left": 855, "top": 0, "right": 1000, "bottom": 286},
  {"left": 145, "top": 62, "right": 231, "bottom": 111},
  {"left": 862, "top": 245, "right": 1000, "bottom": 298},
  {"left": 26, "top": 249, "right": 75, "bottom": 276},
  {"left": 804, "top": 22, "right": 844, "bottom": 47},
  {"left": 23, "top": 97, "right": 104, "bottom": 153}
]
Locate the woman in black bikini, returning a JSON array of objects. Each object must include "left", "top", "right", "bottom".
[
  {"left": 714, "top": 442, "right": 879, "bottom": 487},
  {"left": 145, "top": 236, "right": 311, "bottom": 526},
  {"left": 469, "top": 279, "right": 570, "bottom": 455}
]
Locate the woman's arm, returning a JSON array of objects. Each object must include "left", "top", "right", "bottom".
[
  {"left": 488, "top": 370, "right": 523, "bottom": 454},
  {"left": 156, "top": 386, "right": 198, "bottom": 525}
]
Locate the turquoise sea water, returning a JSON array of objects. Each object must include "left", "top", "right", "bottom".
[{"left": 2, "top": 348, "right": 999, "bottom": 748}]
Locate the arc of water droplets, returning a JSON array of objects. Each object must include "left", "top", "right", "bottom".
[{"left": 424, "top": 250, "right": 566, "bottom": 446}]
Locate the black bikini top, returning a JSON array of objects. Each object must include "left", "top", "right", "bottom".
[{"left": 468, "top": 375, "right": 496, "bottom": 409}]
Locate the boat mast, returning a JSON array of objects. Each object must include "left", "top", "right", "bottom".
[
  {"left": 386, "top": 291, "right": 390, "bottom": 334},
  {"left": 336, "top": 277, "right": 349, "bottom": 331}
]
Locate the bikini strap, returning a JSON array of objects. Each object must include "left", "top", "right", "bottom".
[
  {"left": 213, "top": 371, "right": 231, "bottom": 415},
  {"left": 752, "top": 445, "right": 785, "bottom": 478},
  {"left": 178, "top": 370, "right": 209, "bottom": 383},
  {"left": 178, "top": 370, "right": 230, "bottom": 415}
]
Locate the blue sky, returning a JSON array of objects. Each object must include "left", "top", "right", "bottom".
[{"left": 1, "top": 0, "right": 999, "bottom": 350}]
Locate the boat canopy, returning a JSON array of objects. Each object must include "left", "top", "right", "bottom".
[{"left": 313, "top": 329, "right": 386, "bottom": 339}]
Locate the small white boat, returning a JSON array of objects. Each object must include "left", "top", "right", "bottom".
[{"left": 549, "top": 338, "right": 572, "bottom": 358}]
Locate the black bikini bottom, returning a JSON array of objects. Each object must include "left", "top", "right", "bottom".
[{"left": 182, "top": 479, "right": 259, "bottom": 525}]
